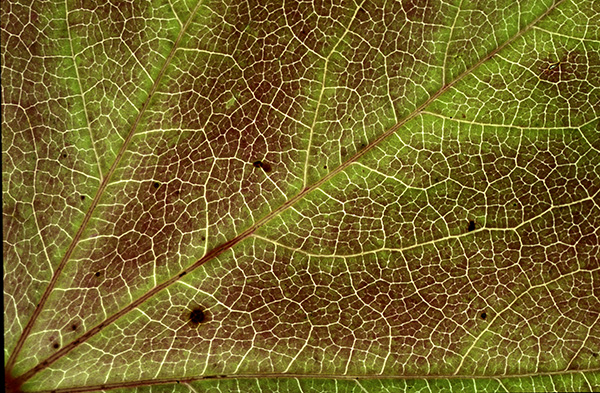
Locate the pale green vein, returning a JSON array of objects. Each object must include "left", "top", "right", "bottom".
[
  {"left": 65, "top": 3, "right": 104, "bottom": 180},
  {"left": 302, "top": 0, "right": 367, "bottom": 188}
]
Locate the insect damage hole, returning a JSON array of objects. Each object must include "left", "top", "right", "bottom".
[
  {"left": 253, "top": 160, "right": 272, "bottom": 172},
  {"left": 468, "top": 220, "right": 476, "bottom": 232},
  {"left": 480, "top": 312, "right": 487, "bottom": 320},
  {"left": 189, "top": 307, "right": 206, "bottom": 325}
]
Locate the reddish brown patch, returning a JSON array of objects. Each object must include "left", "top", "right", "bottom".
[
  {"left": 4, "top": 370, "right": 24, "bottom": 393},
  {"left": 537, "top": 50, "right": 585, "bottom": 84}
]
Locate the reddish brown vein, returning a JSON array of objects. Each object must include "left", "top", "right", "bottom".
[{"left": 23, "top": 368, "right": 600, "bottom": 393}]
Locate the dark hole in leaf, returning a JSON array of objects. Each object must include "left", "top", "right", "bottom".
[
  {"left": 253, "top": 160, "right": 272, "bottom": 172},
  {"left": 153, "top": 182, "right": 160, "bottom": 188},
  {"left": 323, "top": 166, "right": 327, "bottom": 169},
  {"left": 178, "top": 271, "right": 186, "bottom": 278},
  {"left": 80, "top": 195, "right": 85, "bottom": 201},
  {"left": 468, "top": 220, "right": 476, "bottom": 232},
  {"left": 71, "top": 324, "right": 77, "bottom": 331},
  {"left": 201, "top": 236, "right": 206, "bottom": 241},
  {"left": 52, "top": 343, "right": 59, "bottom": 349},
  {"left": 481, "top": 312, "right": 487, "bottom": 320},
  {"left": 61, "top": 153, "right": 67, "bottom": 158},
  {"left": 94, "top": 271, "right": 101, "bottom": 277},
  {"left": 592, "top": 352, "right": 598, "bottom": 357},
  {"left": 189, "top": 308, "right": 205, "bottom": 324}
]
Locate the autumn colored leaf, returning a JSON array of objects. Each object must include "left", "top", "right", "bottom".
[{"left": 2, "top": 0, "right": 600, "bottom": 392}]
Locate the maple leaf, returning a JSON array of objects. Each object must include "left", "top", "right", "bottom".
[{"left": 3, "top": 0, "right": 599, "bottom": 392}]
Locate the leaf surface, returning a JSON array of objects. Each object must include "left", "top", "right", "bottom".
[{"left": 2, "top": 0, "right": 600, "bottom": 392}]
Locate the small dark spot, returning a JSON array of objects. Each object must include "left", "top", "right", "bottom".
[
  {"left": 480, "top": 312, "right": 487, "bottom": 320},
  {"left": 153, "top": 182, "right": 160, "bottom": 189},
  {"left": 80, "top": 195, "right": 85, "bottom": 201},
  {"left": 204, "top": 375, "right": 218, "bottom": 379},
  {"left": 52, "top": 343, "right": 59, "bottom": 349},
  {"left": 201, "top": 236, "right": 206, "bottom": 241},
  {"left": 592, "top": 352, "right": 598, "bottom": 358},
  {"left": 462, "top": 114, "right": 466, "bottom": 118},
  {"left": 253, "top": 160, "right": 272, "bottom": 172},
  {"left": 94, "top": 271, "right": 101, "bottom": 277},
  {"left": 360, "top": 143, "right": 366, "bottom": 147},
  {"left": 61, "top": 153, "right": 67, "bottom": 158},
  {"left": 71, "top": 324, "right": 77, "bottom": 331},
  {"left": 189, "top": 308, "right": 205, "bottom": 324},
  {"left": 341, "top": 147, "right": 347, "bottom": 156},
  {"left": 323, "top": 166, "right": 327, "bottom": 169},
  {"left": 468, "top": 220, "right": 476, "bottom": 232},
  {"left": 178, "top": 271, "right": 187, "bottom": 278}
]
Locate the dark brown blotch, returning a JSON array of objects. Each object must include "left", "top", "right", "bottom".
[
  {"left": 189, "top": 307, "right": 206, "bottom": 324},
  {"left": 253, "top": 160, "right": 272, "bottom": 172},
  {"left": 468, "top": 220, "right": 476, "bottom": 232}
]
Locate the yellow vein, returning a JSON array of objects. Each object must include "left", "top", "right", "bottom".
[
  {"left": 65, "top": 4, "right": 104, "bottom": 180},
  {"left": 302, "top": 0, "right": 367, "bottom": 188}
]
